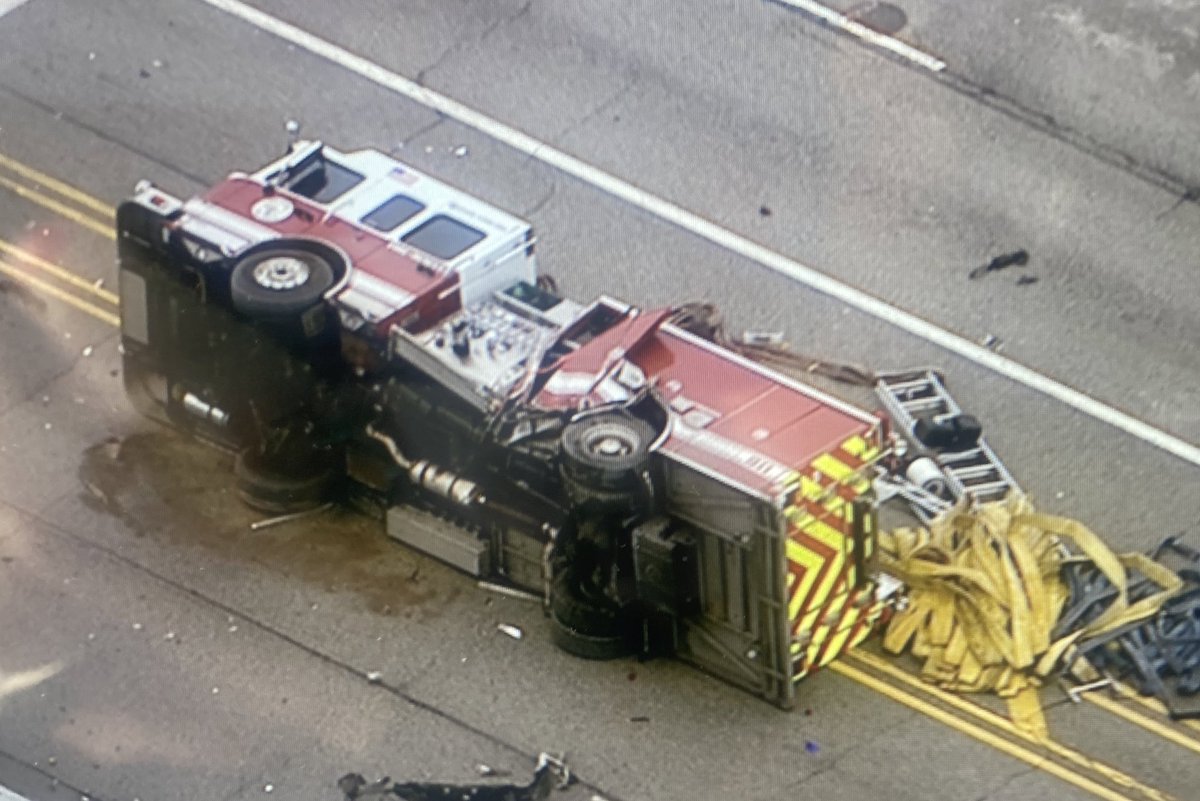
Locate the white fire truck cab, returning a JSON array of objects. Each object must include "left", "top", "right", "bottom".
[{"left": 116, "top": 139, "right": 891, "bottom": 708}]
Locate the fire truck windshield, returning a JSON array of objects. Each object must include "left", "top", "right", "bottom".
[{"left": 283, "top": 156, "right": 364, "bottom": 203}]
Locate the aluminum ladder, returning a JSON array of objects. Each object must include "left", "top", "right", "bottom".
[{"left": 874, "top": 369, "right": 1020, "bottom": 515}]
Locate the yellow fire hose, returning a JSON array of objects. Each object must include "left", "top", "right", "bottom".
[{"left": 877, "top": 494, "right": 1182, "bottom": 739}]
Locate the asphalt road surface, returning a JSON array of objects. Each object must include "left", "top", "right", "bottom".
[{"left": 1, "top": 1, "right": 1199, "bottom": 800}]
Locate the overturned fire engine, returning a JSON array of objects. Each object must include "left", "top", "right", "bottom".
[{"left": 116, "top": 138, "right": 897, "bottom": 708}]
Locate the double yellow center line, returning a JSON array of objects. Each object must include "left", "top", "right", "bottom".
[
  {"left": 0, "top": 152, "right": 118, "bottom": 326},
  {"left": 1, "top": 149, "right": 1199, "bottom": 801}
]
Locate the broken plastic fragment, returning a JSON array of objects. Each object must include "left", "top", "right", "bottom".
[{"left": 496, "top": 623, "right": 523, "bottom": 640}]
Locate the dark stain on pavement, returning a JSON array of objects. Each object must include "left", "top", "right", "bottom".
[
  {"left": 845, "top": 2, "right": 907, "bottom": 36},
  {"left": 78, "top": 431, "right": 454, "bottom": 618}
]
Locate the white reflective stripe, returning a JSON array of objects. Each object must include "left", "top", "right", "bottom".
[
  {"left": 337, "top": 271, "right": 416, "bottom": 323},
  {"left": 670, "top": 420, "right": 793, "bottom": 487},
  {"left": 181, "top": 198, "right": 278, "bottom": 251},
  {"left": 0, "top": 0, "right": 32, "bottom": 17},
  {"left": 0, "top": 785, "right": 36, "bottom": 801}
]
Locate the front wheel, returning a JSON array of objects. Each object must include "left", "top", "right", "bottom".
[{"left": 229, "top": 240, "right": 340, "bottom": 319}]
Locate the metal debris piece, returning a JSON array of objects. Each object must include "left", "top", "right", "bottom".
[
  {"left": 82, "top": 481, "right": 108, "bottom": 504},
  {"left": 1063, "top": 536, "right": 1200, "bottom": 719},
  {"left": 477, "top": 581, "right": 542, "bottom": 603},
  {"left": 338, "top": 752, "right": 570, "bottom": 801},
  {"left": 474, "top": 765, "right": 511, "bottom": 778},
  {"left": 740, "top": 330, "right": 785, "bottom": 347},
  {"left": 1061, "top": 676, "right": 1111, "bottom": 703},
  {"left": 496, "top": 623, "right": 524, "bottom": 640},
  {"left": 249, "top": 502, "right": 333, "bottom": 531},
  {"left": 968, "top": 249, "right": 1029, "bottom": 279}
]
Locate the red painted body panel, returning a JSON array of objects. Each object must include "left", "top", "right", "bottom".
[{"left": 202, "top": 177, "right": 452, "bottom": 332}]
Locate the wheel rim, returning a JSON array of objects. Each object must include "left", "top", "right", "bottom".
[
  {"left": 252, "top": 256, "right": 311, "bottom": 290},
  {"left": 581, "top": 423, "right": 639, "bottom": 460}
]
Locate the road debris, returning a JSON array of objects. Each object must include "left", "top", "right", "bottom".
[
  {"left": 496, "top": 623, "right": 524, "bottom": 640},
  {"left": 338, "top": 753, "right": 571, "bottom": 801},
  {"left": 474, "top": 765, "right": 511, "bottom": 778},
  {"left": 1063, "top": 536, "right": 1200, "bottom": 719},
  {"left": 249, "top": 502, "right": 333, "bottom": 531},
  {"left": 478, "top": 581, "right": 542, "bottom": 603},
  {"left": 968, "top": 249, "right": 1029, "bottom": 279}
]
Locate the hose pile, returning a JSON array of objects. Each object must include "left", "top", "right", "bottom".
[{"left": 877, "top": 494, "right": 1182, "bottom": 738}]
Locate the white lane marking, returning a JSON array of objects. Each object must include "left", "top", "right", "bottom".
[
  {"left": 197, "top": 0, "right": 1200, "bottom": 470},
  {"left": 0, "top": 786, "right": 36, "bottom": 801},
  {"left": 771, "top": 0, "right": 946, "bottom": 72},
  {"left": 0, "top": 0, "right": 32, "bottom": 19}
]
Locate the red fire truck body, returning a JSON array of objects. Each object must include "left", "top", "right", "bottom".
[{"left": 116, "top": 140, "right": 889, "bottom": 708}]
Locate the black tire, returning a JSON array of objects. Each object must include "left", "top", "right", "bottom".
[
  {"left": 230, "top": 241, "right": 338, "bottom": 319},
  {"left": 234, "top": 449, "right": 338, "bottom": 514},
  {"left": 560, "top": 412, "right": 654, "bottom": 490},
  {"left": 549, "top": 563, "right": 622, "bottom": 636},
  {"left": 549, "top": 614, "right": 629, "bottom": 660}
]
